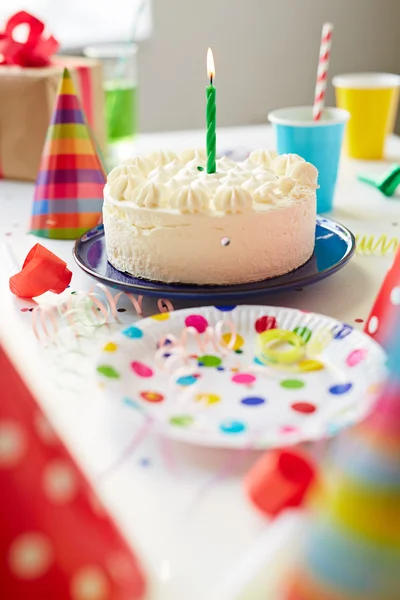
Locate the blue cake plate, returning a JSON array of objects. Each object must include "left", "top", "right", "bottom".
[{"left": 73, "top": 216, "right": 355, "bottom": 301}]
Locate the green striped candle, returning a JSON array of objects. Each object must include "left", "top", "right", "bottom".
[{"left": 206, "top": 47, "right": 216, "bottom": 174}]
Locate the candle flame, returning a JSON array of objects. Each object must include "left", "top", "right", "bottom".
[{"left": 207, "top": 47, "right": 215, "bottom": 82}]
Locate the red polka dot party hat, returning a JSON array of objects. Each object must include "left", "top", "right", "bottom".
[
  {"left": 30, "top": 68, "right": 106, "bottom": 240},
  {"left": 282, "top": 310, "right": 400, "bottom": 600},
  {"left": 0, "top": 346, "right": 146, "bottom": 599}
]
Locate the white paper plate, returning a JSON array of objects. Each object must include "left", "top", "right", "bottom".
[{"left": 95, "top": 306, "right": 386, "bottom": 449}]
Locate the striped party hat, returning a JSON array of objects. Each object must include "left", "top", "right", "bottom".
[
  {"left": 284, "top": 311, "right": 400, "bottom": 600},
  {"left": 30, "top": 68, "right": 106, "bottom": 240}
]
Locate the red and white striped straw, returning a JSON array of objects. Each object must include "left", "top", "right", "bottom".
[{"left": 313, "top": 22, "right": 333, "bottom": 121}]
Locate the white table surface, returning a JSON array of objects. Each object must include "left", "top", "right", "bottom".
[{"left": 1, "top": 125, "right": 400, "bottom": 600}]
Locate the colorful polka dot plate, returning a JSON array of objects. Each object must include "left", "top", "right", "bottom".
[
  {"left": 95, "top": 306, "right": 386, "bottom": 449},
  {"left": 73, "top": 216, "right": 355, "bottom": 300}
]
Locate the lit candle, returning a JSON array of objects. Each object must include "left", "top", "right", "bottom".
[{"left": 206, "top": 47, "right": 216, "bottom": 174}]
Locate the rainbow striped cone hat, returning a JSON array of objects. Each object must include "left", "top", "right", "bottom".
[
  {"left": 284, "top": 311, "right": 400, "bottom": 600},
  {"left": 30, "top": 68, "right": 106, "bottom": 240}
]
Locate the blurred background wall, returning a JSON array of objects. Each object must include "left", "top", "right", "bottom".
[
  {"left": 139, "top": 0, "right": 400, "bottom": 132},
  {"left": 1, "top": 0, "right": 399, "bottom": 132}
]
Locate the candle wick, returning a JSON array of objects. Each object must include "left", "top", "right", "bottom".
[{"left": 210, "top": 75, "right": 213, "bottom": 86}]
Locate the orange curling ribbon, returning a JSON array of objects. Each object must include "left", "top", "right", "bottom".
[
  {"left": 0, "top": 11, "right": 59, "bottom": 67},
  {"left": 9, "top": 244, "right": 72, "bottom": 298}
]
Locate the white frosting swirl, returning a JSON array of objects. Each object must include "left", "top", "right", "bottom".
[
  {"left": 271, "top": 153, "right": 305, "bottom": 176},
  {"left": 254, "top": 182, "right": 279, "bottom": 204},
  {"left": 171, "top": 186, "right": 208, "bottom": 213},
  {"left": 107, "top": 165, "right": 146, "bottom": 201},
  {"left": 278, "top": 176, "right": 296, "bottom": 195},
  {"left": 214, "top": 185, "right": 253, "bottom": 213},
  {"left": 218, "top": 156, "right": 237, "bottom": 171},
  {"left": 287, "top": 162, "right": 319, "bottom": 188},
  {"left": 107, "top": 148, "right": 318, "bottom": 213},
  {"left": 122, "top": 156, "right": 153, "bottom": 175},
  {"left": 148, "top": 166, "right": 172, "bottom": 184},
  {"left": 135, "top": 182, "right": 165, "bottom": 208},
  {"left": 249, "top": 149, "right": 278, "bottom": 166},
  {"left": 179, "top": 148, "right": 206, "bottom": 163},
  {"left": 108, "top": 163, "right": 144, "bottom": 184},
  {"left": 148, "top": 150, "right": 178, "bottom": 167},
  {"left": 219, "top": 172, "right": 248, "bottom": 186}
]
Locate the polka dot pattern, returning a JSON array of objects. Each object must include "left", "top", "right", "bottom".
[
  {"left": 42, "top": 460, "right": 78, "bottom": 504},
  {"left": 150, "top": 312, "right": 170, "bottom": 321},
  {"left": 121, "top": 326, "right": 143, "bottom": 339},
  {"left": 281, "top": 379, "right": 305, "bottom": 390},
  {"left": 1, "top": 346, "right": 146, "bottom": 598},
  {"left": 8, "top": 533, "right": 53, "bottom": 579},
  {"left": 185, "top": 314, "right": 208, "bottom": 333},
  {"left": 391, "top": 286, "right": 400, "bottom": 305},
  {"left": 367, "top": 316, "right": 379, "bottom": 334},
  {"left": 195, "top": 393, "right": 221, "bottom": 405},
  {"left": 95, "top": 306, "right": 379, "bottom": 455},
  {"left": 198, "top": 355, "right": 222, "bottom": 367},
  {"left": 169, "top": 415, "right": 194, "bottom": 428},
  {"left": 70, "top": 565, "right": 110, "bottom": 600},
  {"left": 220, "top": 421, "right": 246, "bottom": 434},
  {"left": 221, "top": 332, "right": 244, "bottom": 350},
  {"left": 329, "top": 383, "right": 353, "bottom": 395},
  {"left": 291, "top": 402, "right": 317, "bottom": 414},
  {"left": 255, "top": 315, "right": 278, "bottom": 334},
  {"left": 232, "top": 373, "right": 256, "bottom": 385},
  {"left": 96, "top": 365, "right": 120, "bottom": 379},
  {"left": 0, "top": 421, "right": 26, "bottom": 467},
  {"left": 131, "top": 361, "right": 153, "bottom": 378},
  {"left": 176, "top": 375, "right": 198, "bottom": 386},
  {"left": 140, "top": 391, "right": 164, "bottom": 403},
  {"left": 241, "top": 396, "right": 265, "bottom": 406}
]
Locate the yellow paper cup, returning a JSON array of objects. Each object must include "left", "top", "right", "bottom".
[{"left": 333, "top": 73, "right": 400, "bottom": 159}]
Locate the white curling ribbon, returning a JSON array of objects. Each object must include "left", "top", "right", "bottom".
[
  {"left": 288, "top": 162, "right": 319, "bottom": 188},
  {"left": 155, "top": 320, "right": 238, "bottom": 371},
  {"left": 214, "top": 185, "right": 253, "bottom": 213},
  {"left": 171, "top": 185, "right": 208, "bottom": 214},
  {"left": 271, "top": 153, "right": 305, "bottom": 176}
]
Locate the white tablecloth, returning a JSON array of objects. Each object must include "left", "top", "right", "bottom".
[{"left": 1, "top": 125, "right": 399, "bottom": 599}]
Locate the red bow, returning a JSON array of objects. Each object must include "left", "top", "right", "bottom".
[{"left": 0, "top": 11, "right": 59, "bottom": 67}]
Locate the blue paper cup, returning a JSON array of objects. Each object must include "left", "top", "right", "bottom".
[{"left": 268, "top": 106, "right": 350, "bottom": 213}]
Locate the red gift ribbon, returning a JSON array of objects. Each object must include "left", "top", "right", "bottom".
[
  {"left": 0, "top": 11, "right": 59, "bottom": 67},
  {"left": 9, "top": 244, "right": 72, "bottom": 298},
  {"left": 244, "top": 448, "right": 317, "bottom": 518}
]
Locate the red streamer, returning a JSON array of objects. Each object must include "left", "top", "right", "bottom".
[
  {"left": 245, "top": 448, "right": 317, "bottom": 518},
  {"left": 9, "top": 244, "right": 72, "bottom": 298},
  {"left": 0, "top": 11, "right": 59, "bottom": 67}
]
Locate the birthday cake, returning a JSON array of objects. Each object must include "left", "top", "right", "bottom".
[{"left": 103, "top": 149, "right": 318, "bottom": 285}]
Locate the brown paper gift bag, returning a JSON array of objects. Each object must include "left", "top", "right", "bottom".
[{"left": 0, "top": 57, "right": 106, "bottom": 181}]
